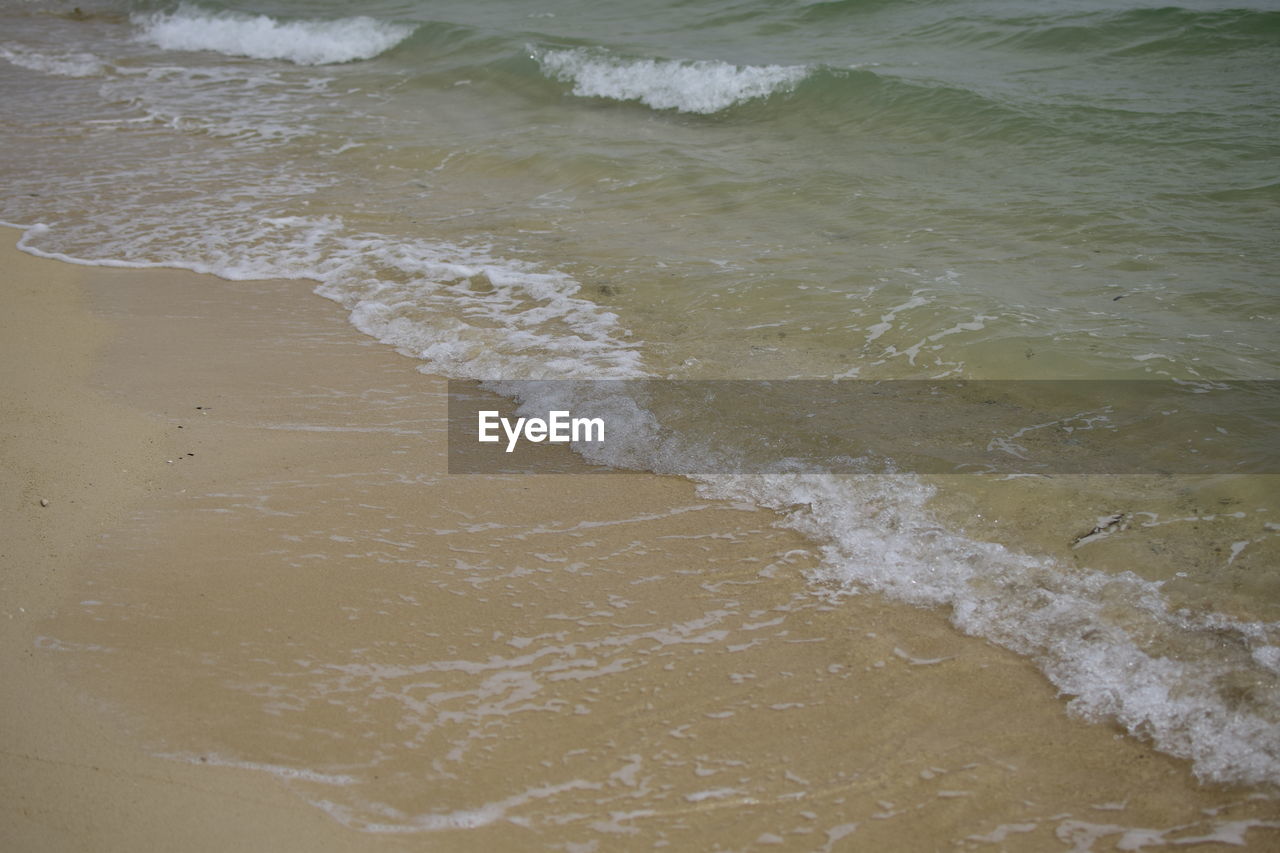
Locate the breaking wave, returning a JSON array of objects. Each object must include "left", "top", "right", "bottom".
[
  {"left": 532, "top": 47, "right": 809, "bottom": 114},
  {"left": 134, "top": 3, "right": 416, "bottom": 66}
]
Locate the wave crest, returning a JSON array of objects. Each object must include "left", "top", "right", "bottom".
[
  {"left": 532, "top": 47, "right": 809, "bottom": 114},
  {"left": 135, "top": 4, "right": 415, "bottom": 66}
]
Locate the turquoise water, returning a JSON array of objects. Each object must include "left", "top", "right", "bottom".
[{"left": 2, "top": 0, "right": 1279, "bottom": 788}]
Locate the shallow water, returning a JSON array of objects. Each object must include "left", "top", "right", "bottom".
[{"left": 2, "top": 0, "right": 1278, "bottom": 795}]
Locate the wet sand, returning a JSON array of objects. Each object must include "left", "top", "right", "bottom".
[{"left": 2, "top": 239, "right": 1276, "bottom": 850}]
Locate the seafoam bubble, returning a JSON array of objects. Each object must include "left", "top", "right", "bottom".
[
  {"left": 532, "top": 47, "right": 809, "bottom": 114},
  {"left": 134, "top": 3, "right": 416, "bottom": 66}
]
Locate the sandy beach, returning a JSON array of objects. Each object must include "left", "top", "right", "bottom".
[
  {"left": 0, "top": 238, "right": 1276, "bottom": 849},
  {"left": 0, "top": 240, "right": 401, "bottom": 851}
]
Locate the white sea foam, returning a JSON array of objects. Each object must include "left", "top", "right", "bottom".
[
  {"left": 696, "top": 470, "right": 1280, "bottom": 786},
  {"left": 14, "top": 217, "right": 643, "bottom": 381},
  {"left": 94, "top": 64, "right": 330, "bottom": 145},
  {"left": 512, "top": 386, "right": 1280, "bottom": 786},
  {"left": 533, "top": 47, "right": 808, "bottom": 114},
  {"left": 135, "top": 4, "right": 416, "bottom": 66},
  {"left": 275, "top": 218, "right": 644, "bottom": 380},
  {"left": 0, "top": 45, "right": 105, "bottom": 77}
]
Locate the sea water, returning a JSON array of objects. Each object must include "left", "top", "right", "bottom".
[{"left": 2, "top": 0, "right": 1278, "bottom": 795}]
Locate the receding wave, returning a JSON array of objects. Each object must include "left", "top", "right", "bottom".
[
  {"left": 0, "top": 45, "right": 105, "bottom": 78},
  {"left": 531, "top": 47, "right": 809, "bottom": 114},
  {"left": 134, "top": 3, "right": 416, "bottom": 66}
]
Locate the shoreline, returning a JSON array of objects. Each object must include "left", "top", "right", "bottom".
[
  {"left": 0, "top": 239, "right": 405, "bottom": 851},
  {"left": 3, "top": 236, "right": 1277, "bottom": 849}
]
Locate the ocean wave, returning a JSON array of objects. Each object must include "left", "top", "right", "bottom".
[
  {"left": 756, "top": 473, "right": 1280, "bottom": 786},
  {"left": 485, "top": 381, "right": 1280, "bottom": 786},
  {"left": 0, "top": 45, "right": 106, "bottom": 78},
  {"left": 531, "top": 47, "right": 809, "bottom": 114},
  {"left": 526, "top": 51, "right": 1045, "bottom": 142},
  {"left": 884, "top": 6, "right": 1280, "bottom": 57},
  {"left": 5, "top": 1, "right": 1277, "bottom": 786},
  {"left": 134, "top": 3, "right": 416, "bottom": 66}
]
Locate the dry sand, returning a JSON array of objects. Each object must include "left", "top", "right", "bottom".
[{"left": 2, "top": 238, "right": 1277, "bottom": 850}]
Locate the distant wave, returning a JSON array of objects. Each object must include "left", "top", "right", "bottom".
[
  {"left": 134, "top": 3, "right": 416, "bottom": 66},
  {"left": 847, "top": 6, "right": 1280, "bottom": 56},
  {"left": 532, "top": 47, "right": 809, "bottom": 114}
]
